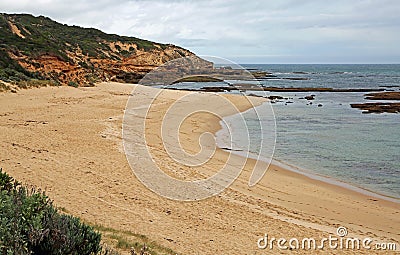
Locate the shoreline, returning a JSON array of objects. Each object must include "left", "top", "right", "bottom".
[
  {"left": 154, "top": 83, "right": 400, "bottom": 240},
  {"left": 1, "top": 83, "right": 398, "bottom": 254},
  {"left": 216, "top": 100, "right": 400, "bottom": 204},
  {"left": 271, "top": 158, "right": 400, "bottom": 203}
]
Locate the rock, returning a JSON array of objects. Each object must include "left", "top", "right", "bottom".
[
  {"left": 318, "top": 104, "right": 323, "bottom": 107},
  {"left": 199, "top": 86, "right": 238, "bottom": 92},
  {"left": 282, "top": 77, "right": 310, "bottom": 81},
  {"left": 250, "top": 71, "right": 272, "bottom": 79},
  {"left": 0, "top": 13, "right": 207, "bottom": 86},
  {"left": 172, "top": 76, "right": 224, "bottom": 84},
  {"left": 261, "top": 87, "right": 385, "bottom": 92},
  {"left": 267, "top": 95, "right": 284, "bottom": 100},
  {"left": 364, "top": 92, "right": 400, "bottom": 100},
  {"left": 378, "top": 85, "right": 400, "bottom": 88},
  {"left": 248, "top": 93, "right": 263, "bottom": 98},
  {"left": 350, "top": 102, "right": 400, "bottom": 114}
]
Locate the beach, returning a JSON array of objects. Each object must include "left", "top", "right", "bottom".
[{"left": 0, "top": 82, "right": 398, "bottom": 254}]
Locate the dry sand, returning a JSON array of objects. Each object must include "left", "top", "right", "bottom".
[{"left": 0, "top": 82, "right": 398, "bottom": 254}]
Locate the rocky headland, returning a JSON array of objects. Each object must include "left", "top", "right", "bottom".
[{"left": 0, "top": 13, "right": 208, "bottom": 87}]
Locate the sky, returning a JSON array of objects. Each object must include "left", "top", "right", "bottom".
[{"left": 1, "top": 0, "right": 400, "bottom": 64}]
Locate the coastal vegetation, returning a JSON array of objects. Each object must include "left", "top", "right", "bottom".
[
  {"left": 0, "top": 168, "right": 178, "bottom": 255},
  {"left": 0, "top": 168, "right": 101, "bottom": 254},
  {"left": 0, "top": 13, "right": 196, "bottom": 86},
  {"left": 0, "top": 14, "right": 157, "bottom": 60}
]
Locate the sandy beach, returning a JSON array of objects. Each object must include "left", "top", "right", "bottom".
[{"left": 0, "top": 82, "right": 398, "bottom": 254}]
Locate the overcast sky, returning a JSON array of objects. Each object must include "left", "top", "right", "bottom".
[{"left": 1, "top": 0, "right": 400, "bottom": 63}]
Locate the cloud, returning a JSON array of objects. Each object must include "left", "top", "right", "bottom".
[{"left": 1, "top": 0, "right": 399, "bottom": 63}]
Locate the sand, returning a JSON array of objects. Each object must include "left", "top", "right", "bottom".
[{"left": 0, "top": 82, "right": 398, "bottom": 254}]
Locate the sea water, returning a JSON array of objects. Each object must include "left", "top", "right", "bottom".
[
  {"left": 233, "top": 64, "right": 400, "bottom": 199},
  {"left": 165, "top": 64, "right": 400, "bottom": 199}
]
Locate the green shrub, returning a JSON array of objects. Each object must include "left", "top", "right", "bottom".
[
  {"left": 0, "top": 168, "right": 19, "bottom": 191},
  {"left": 0, "top": 169, "right": 102, "bottom": 255},
  {"left": 0, "top": 185, "right": 51, "bottom": 254},
  {"left": 68, "top": 81, "right": 79, "bottom": 88},
  {"left": 31, "top": 208, "right": 101, "bottom": 255},
  {"left": 120, "top": 50, "right": 131, "bottom": 57},
  {"left": 16, "top": 79, "right": 59, "bottom": 89},
  {"left": 78, "top": 61, "right": 89, "bottom": 69}
]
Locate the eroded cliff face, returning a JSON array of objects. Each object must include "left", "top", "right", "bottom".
[
  {"left": 0, "top": 13, "right": 211, "bottom": 85},
  {"left": 10, "top": 42, "right": 199, "bottom": 85}
]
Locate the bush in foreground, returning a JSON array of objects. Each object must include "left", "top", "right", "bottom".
[{"left": 0, "top": 168, "right": 102, "bottom": 254}]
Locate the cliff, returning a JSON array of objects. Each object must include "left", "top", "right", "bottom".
[{"left": 0, "top": 13, "right": 209, "bottom": 86}]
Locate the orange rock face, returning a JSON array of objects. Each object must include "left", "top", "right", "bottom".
[
  {"left": 8, "top": 44, "right": 203, "bottom": 85},
  {"left": 1, "top": 14, "right": 209, "bottom": 86}
]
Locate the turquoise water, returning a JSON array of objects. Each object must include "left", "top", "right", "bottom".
[{"left": 167, "top": 64, "right": 400, "bottom": 199}]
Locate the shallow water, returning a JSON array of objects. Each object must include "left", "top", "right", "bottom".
[
  {"left": 220, "top": 64, "right": 400, "bottom": 199},
  {"left": 163, "top": 64, "right": 400, "bottom": 199},
  {"left": 218, "top": 92, "right": 400, "bottom": 199}
]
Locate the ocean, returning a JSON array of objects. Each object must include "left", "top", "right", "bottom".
[{"left": 164, "top": 64, "right": 400, "bottom": 200}]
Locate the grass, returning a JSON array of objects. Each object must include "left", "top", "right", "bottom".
[
  {"left": 108, "top": 234, "right": 133, "bottom": 249},
  {"left": 91, "top": 223, "right": 177, "bottom": 255},
  {"left": 0, "top": 169, "right": 175, "bottom": 254},
  {"left": 68, "top": 81, "right": 79, "bottom": 88},
  {"left": 16, "top": 79, "right": 59, "bottom": 88},
  {"left": 0, "top": 81, "right": 11, "bottom": 92},
  {"left": 0, "top": 79, "right": 59, "bottom": 93},
  {"left": 0, "top": 13, "right": 161, "bottom": 62}
]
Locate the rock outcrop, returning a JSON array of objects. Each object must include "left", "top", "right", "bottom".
[
  {"left": 350, "top": 103, "right": 400, "bottom": 114},
  {"left": 364, "top": 92, "right": 400, "bottom": 100},
  {"left": 0, "top": 13, "right": 209, "bottom": 86}
]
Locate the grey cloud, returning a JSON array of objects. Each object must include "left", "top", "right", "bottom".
[{"left": 0, "top": 0, "right": 399, "bottom": 63}]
